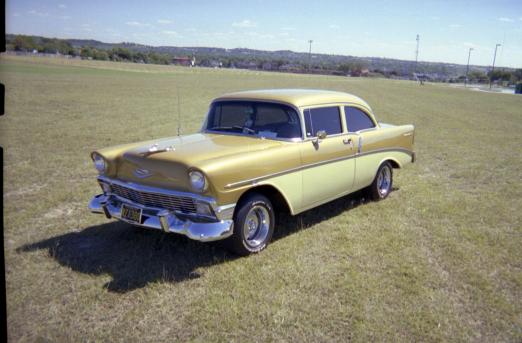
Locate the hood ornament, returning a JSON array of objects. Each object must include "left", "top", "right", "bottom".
[
  {"left": 140, "top": 143, "right": 175, "bottom": 157},
  {"left": 133, "top": 168, "right": 153, "bottom": 178}
]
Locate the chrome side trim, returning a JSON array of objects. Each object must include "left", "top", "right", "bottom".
[
  {"left": 225, "top": 164, "right": 309, "bottom": 189},
  {"left": 224, "top": 147, "right": 413, "bottom": 189},
  {"left": 214, "top": 203, "right": 236, "bottom": 221},
  {"left": 357, "top": 147, "right": 413, "bottom": 158}
]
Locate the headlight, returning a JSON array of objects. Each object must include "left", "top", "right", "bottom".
[
  {"left": 92, "top": 153, "right": 106, "bottom": 174},
  {"left": 189, "top": 170, "right": 207, "bottom": 192}
]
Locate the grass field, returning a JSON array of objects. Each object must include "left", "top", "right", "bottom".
[{"left": 1, "top": 55, "right": 521, "bottom": 342}]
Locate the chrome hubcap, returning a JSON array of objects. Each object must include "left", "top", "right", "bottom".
[
  {"left": 243, "top": 205, "right": 270, "bottom": 248},
  {"left": 377, "top": 166, "right": 391, "bottom": 196}
]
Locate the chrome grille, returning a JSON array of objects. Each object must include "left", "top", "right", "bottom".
[{"left": 109, "top": 183, "right": 197, "bottom": 214}]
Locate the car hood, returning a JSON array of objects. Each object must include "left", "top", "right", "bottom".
[
  {"left": 123, "top": 133, "right": 283, "bottom": 164},
  {"left": 103, "top": 133, "right": 284, "bottom": 191}
]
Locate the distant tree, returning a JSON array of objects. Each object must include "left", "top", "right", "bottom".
[
  {"left": 13, "top": 35, "right": 37, "bottom": 51},
  {"left": 111, "top": 47, "right": 133, "bottom": 61},
  {"left": 468, "top": 70, "right": 488, "bottom": 83},
  {"left": 338, "top": 61, "right": 368, "bottom": 75},
  {"left": 488, "top": 69, "right": 511, "bottom": 82},
  {"left": 80, "top": 46, "right": 94, "bottom": 59},
  {"left": 510, "top": 69, "right": 522, "bottom": 83},
  {"left": 94, "top": 50, "right": 109, "bottom": 61},
  {"left": 338, "top": 63, "right": 352, "bottom": 74}
]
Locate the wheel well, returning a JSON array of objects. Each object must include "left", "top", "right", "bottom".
[
  {"left": 237, "top": 185, "right": 291, "bottom": 215},
  {"left": 386, "top": 159, "right": 400, "bottom": 169}
]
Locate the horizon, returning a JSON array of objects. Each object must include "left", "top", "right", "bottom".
[
  {"left": 6, "top": 0, "right": 522, "bottom": 69},
  {"left": 6, "top": 32, "right": 515, "bottom": 70}
]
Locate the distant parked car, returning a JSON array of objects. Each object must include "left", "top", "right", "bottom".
[{"left": 89, "top": 89, "right": 415, "bottom": 255}]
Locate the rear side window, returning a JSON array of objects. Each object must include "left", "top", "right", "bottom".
[
  {"left": 304, "top": 106, "right": 342, "bottom": 137},
  {"left": 344, "top": 106, "right": 375, "bottom": 132}
]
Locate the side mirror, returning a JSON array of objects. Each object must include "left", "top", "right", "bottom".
[
  {"left": 316, "top": 130, "right": 327, "bottom": 140},
  {"left": 312, "top": 130, "right": 327, "bottom": 148}
]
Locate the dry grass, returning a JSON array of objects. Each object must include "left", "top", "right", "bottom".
[{"left": 1, "top": 55, "right": 521, "bottom": 342}]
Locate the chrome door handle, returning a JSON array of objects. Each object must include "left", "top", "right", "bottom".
[{"left": 343, "top": 138, "right": 352, "bottom": 145}]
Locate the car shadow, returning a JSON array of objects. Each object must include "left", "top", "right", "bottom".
[{"left": 18, "top": 188, "right": 397, "bottom": 293}]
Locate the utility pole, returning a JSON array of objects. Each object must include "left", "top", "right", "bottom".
[
  {"left": 414, "top": 34, "right": 420, "bottom": 74},
  {"left": 308, "top": 39, "right": 313, "bottom": 71},
  {"left": 489, "top": 43, "right": 501, "bottom": 89},
  {"left": 465, "top": 47, "right": 473, "bottom": 87}
]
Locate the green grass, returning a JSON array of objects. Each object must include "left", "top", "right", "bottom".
[{"left": 2, "top": 55, "right": 521, "bottom": 342}]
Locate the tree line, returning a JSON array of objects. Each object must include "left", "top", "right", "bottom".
[{"left": 6, "top": 34, "right": 522, "bottom": 84}]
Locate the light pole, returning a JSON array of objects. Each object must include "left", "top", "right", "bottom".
[
  {"left": 308, "top": 40, "right": 313, "bottom": 71},
  {"left": 489, "top": 43, "right": 501, "bottom": 89},
  {"left": 465, "top": 48, "right": 473, "bottom": 87},
  {"left": 414, "top": 34, "right": 419, "bottom": 74}
]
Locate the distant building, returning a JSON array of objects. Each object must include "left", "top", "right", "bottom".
[
  {"left": 172, "top": 56, "right": 192, "bottom": 66},
  {"left": 350, "top": 68, "right": 369, "bottom": 77},
  {"left": 262, "top": 62, "right": 272, "bottom": 70},
  {"left": 236, "top": 61, "right": 258, "bottom": 70},
  {"left": 209, "top": 60, "right": 222, "bottom": 68},
  {"left": 279, "top": 63, "right": 301, "bottom": 72}
]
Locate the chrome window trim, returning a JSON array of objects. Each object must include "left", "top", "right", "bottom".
[
  {"left": 343, "top": 104, "right": 379, "bottom": 132},
  {"left": 300, "top": 101, "right": 372, "bottom": 112},
  {"left": 300, "top": 102, "right": 377, "bottom": 140},
  {"left": 224, "top": 147, "right": 413, "bottom": 189},
  {"left": 301, "top": 105, "right": 344, "bottom": 139},
  {"left": 202, "top": 130, "right": 302, "bottom": 143},
  {"left": 349, "top": 127, "right": 378, "bottom": 134}
]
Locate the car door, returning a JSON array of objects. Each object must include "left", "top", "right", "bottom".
[
  {"left": 344, "top": 105, "right": 380, "bottom": 191},
  {"left": 300, "top": 106, "right": 357, "bottom": 210}
]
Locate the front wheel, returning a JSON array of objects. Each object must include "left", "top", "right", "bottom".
[
  {"left": 366, "top": 162, "right": 393, "bottom": 201},
  {"left": 226, "top": 193, "right": 275, "bottom": 256}
]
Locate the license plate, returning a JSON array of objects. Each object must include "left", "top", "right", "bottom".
[{"left": 121, "top": 203, "right": 142, "bottom": 224}]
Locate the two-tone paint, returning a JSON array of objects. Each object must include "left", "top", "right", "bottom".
[{"left": 89, "top": 89, "right": 415, "bottom": 240}]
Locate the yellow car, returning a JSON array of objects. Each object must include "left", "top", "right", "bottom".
[{"left": 89, "top": 89, "right": 415, "bottom": 255}]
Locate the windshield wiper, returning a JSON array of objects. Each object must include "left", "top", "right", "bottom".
[{"left": 208, "top": 126, "right": 256, "bottom": 134}]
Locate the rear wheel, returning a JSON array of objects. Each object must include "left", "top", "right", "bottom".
[
  {"left": 226, "top": 193, "right": 275, "bottom": 256},
  {"left": 367, "top": 162, "right": 393, "bottom": 201}
]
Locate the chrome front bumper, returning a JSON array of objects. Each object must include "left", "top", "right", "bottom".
[{"left": 89, "top": 194, "right": 234, "bottom": 242}]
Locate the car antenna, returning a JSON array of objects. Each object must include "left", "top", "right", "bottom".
[{"left": 176, "top": 86, "right": 182, "bottom": 137}]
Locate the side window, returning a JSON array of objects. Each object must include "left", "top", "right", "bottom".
[
  {"left": 304, "top": 106, "right": 342, "bottom": 137},
  {"left": 344, "top": 106, "right": 375, "bottom": 132}
]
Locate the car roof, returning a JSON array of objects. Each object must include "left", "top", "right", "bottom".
[{"left": 213, "top": 89, "right": 372, "bottom": 110}]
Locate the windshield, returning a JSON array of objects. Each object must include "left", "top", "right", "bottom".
[{"left": 205, "top": 101, "right": 302, "bottom": 140}]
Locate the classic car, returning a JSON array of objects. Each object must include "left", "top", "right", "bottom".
[{"left": 89, "top": 89, "right": 415, "bottom": 255}]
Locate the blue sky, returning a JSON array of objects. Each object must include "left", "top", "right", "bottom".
[{"left": 6, "top": 0, "right": 522, "bottom": 68}]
